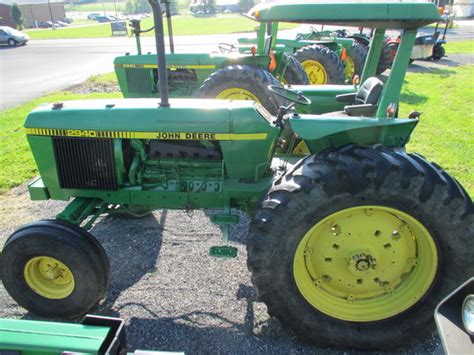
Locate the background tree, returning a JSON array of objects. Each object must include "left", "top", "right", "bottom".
[
  {"left": 238, "top": 0, "right": 254, "bottom": 13},
  {"left": 11, "top": 3, "right": 23, "bottom": 30},
  {"left": 124, "top": 0, "right": 135, "bottom": 14},
  {"left": 206, "top": 0, "right": 216, "bottom": 13}
]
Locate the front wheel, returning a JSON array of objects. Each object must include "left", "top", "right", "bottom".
[
  {"left": 7, "top": 38, "right": 17, "bottom": 47},
  {"left": 432, "top": 45, "right": 446, "bottom": 60},
  {"left": 281, "top": 54, "right": 310, "bottom": 85},
  {"left": 0, "top": 220, "right": 110, "bottom": 318},
  {"left": 247, "top": 145, "right": 473, "bottom": 349}
]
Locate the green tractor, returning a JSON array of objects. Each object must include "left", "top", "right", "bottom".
[
  {"left": 297, "top": 26, "right": 395, "bottom": 75},
  {"left": 1, "top": 1, "right": 472, "bottom": 350},
  {"left": 237, "top": 22, "right": 365, "bottom": 84},
  {"left": 114, "top": 1, "right": 308, "bottom": 114}
]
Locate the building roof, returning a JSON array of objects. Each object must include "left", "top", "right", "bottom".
[{"left": 0, "top": 0, "right": 64, "bottom": 5}]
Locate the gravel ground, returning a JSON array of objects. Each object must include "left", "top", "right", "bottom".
[{"left": 0, "top": 183, "right": 441, "bottom": 354}]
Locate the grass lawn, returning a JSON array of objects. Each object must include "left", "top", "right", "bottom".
[
  {"left": 444, "top": 39, "right": 474, "bottom": 54},
  {"left": 0, "top": 88, "right": 121, "bottom": 194},
  {"left": 0, "top": 67, "right": 472, "bottom": 196},
  {"left": 400, "top": 65, "right": 473, "bottom": 195},
  {"left": 26, "top": 14, "right": 297, "bottom": 39}
]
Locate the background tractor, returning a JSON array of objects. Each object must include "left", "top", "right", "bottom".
[
  {"left": 237, "top": 22, "right": 365, "bottom": 84},
  {"left": 1, "top": 1, "right": 472, "bottom": 351},
  {"left": 114, "top": 1, "right": 308, "bottom": 115}
]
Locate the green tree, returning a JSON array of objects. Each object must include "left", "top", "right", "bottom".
[
  {"left": 124, "top": 0, "right": 135, "bottom": 15},
  {"left": 135, "top": 0, "right": 151, "bottom": 13},
  {"left": 238, "top": 0, "right": 254, "bottom": 13},
  {"left": 11, "top": 3, "right": 23, "bottom": 29},
  {"left": 206, "top": 0, "right": 216, "bottom": 13}
]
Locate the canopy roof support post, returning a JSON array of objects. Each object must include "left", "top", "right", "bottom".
[
  {"left": 360, "top": 28, "right": 385, "bottom": 83},
  {"left": 376, "top": 30, "right": 417, "bottom": 118},
  {"left": 257, "top": 23, "right": 267, "bottom": 55}
]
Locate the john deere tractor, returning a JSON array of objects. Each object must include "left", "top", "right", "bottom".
[
  {"left": 237, "top": 22, "right": 364, "bottom": 84},
  {"left": 114, "top": 1, "right": 308, "bottom": 114},
  {"left": 1, "top": 1, "right": 472, "bottom": 350}
]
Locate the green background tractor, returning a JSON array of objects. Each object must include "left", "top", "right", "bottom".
[
  {"left": 237, "top": 22, "right": 366, "bottom": 84},
  {"left": 114, "top": 4, "right": 308, "bottom": 115},
  {"left": 1, "top": 1, "right": 472, "bottom": 351}
]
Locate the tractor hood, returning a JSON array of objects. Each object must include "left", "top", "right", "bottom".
[
  {"left": 247, "top": 1, "right": 441, "bottom": 29},
  {"left": 24, "top": 98, "right": 273, "bottom": 137}
]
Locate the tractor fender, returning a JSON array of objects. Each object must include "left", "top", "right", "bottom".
[{"left": 289, "top": 114, "right": 418, "bottom": 153}]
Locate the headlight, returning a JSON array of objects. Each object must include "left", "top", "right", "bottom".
[{"left": 462, "top": 294, "right": 474, "bottom": 335}]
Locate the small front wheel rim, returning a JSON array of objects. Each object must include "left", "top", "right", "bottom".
[
  {"left": 24, "top": 256, "right": 75, "bottom": 299},
  {"left": 293, "top": 206, "right": 438, "bottom": 322},
  {"left": 301, "top": 60, "right": 327, "bottom": 85},
  {"left": 215, "top": 88, "right": 260, "bottom": 102}
]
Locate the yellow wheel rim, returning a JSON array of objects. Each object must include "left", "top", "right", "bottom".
[
  {"left": 24, "top": 256, "right": 75, "bottom": 299},
  {"left": 292, "top": 141, "right": 309, "bottom": 155},
  {"left": 293, "top": 206, "right": 438, "bottom": 322},
  {"left": 344, "top": 56, "right": 356, "bottom": 81},
  {"left": 215, "top": 88, "right": 260, "bottom": 102},
  {"left": 301, "top": 60, "right": 327, "bottom": 85}
]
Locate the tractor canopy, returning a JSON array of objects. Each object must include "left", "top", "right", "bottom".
[{"left": 247, "top": 1, "right": 441, "bottom": 29}]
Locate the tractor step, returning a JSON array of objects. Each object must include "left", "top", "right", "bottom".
[{"left": 209, "top": 246, "right": 238, "bottom": 258}]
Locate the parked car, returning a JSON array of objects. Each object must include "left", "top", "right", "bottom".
[
  {"left": 96, "top": 15, "right": 116, "bottom": 22},
  {"left": 0, "top": 26, "right": 29, "bottom": 46},
  {"left": 87, "top": 13, "right": 101, "bottom": 20},
  {"left": 63, "top": 18, "right": 74, "bottom": 24},
  {"left": 39, "top": 21, "right": 58, "bottom": 29},
  {"left": 54, "top": 21, "right": 68, "bottom": 27}
]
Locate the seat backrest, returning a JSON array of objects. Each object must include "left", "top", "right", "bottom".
[{"left": 354, "top": 77, "right": 384, "bottom": 105}]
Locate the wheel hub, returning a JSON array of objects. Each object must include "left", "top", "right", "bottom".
[
  {"left": 348, "top": 252, "right": 377, "bottom": 274},
  {"left": 293, "top": 205, "right": 438, "bottom": 322},
  {"left": 301, "top": 60, "right": 328, "bottom": 85},
  {"left": 24, "top": 256, "right": 75, "bottom": 299}
]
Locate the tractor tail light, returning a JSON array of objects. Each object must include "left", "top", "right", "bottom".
[
  {"left": 341, "top": 47, "right": 347, "bottom": 61},
  {"left": 386, "top": 102, "right": 398, "bottom": 118},
  {"left": 268, "top": 51, "right": 277, "bottom": 71}
]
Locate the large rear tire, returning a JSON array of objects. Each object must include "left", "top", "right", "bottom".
[
  {"left": 198, "top": 65, "right": 282, "bottom": 114},
  {"left": 247, "top": 145, "right": 473, "bottom": 349},
  {"left": 292, "top": 45, "right": 345, "bottom": 85},
  {"left": 0, "top": 220, "right": 110, "bottom": 318}
]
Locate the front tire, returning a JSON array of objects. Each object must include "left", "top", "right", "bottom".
[
  {"left": 0, "top": 220, "right": 110, "bottom": 318},
  {"left": 247, "top": 145, "right": 473, "bottom": 349},
  {"left": 281, "top": 54, "right": 310, "bottom": 85},
  {"left": 8, "top": 38, "right": 17, "bottom": 47},
  {"left": 432, "top": 45, "right": 446, "bottom": 60},
  {"left": 198, "top": 65, "right": 282, "bottom": 114},
  {"left": 345, "top": 41, "right": 368, "bottom": 81}
]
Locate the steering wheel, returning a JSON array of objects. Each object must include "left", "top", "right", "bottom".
[{"left": 268, "top": 85, "right": 311, "bottom": 106}]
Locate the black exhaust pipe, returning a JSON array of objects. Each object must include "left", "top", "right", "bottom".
[{"left": 148, "top": 0, "right": 169, "bottom": 107}]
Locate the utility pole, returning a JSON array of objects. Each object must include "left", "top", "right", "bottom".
[
  {"left": 47, "top": 0, "right": 55, "bottom": 30},
  {"left": 102, "top": 0, "right": 106, "bottom": 16},
  {"left": 113, "top": 0, "right": 118, "bottom": 17}
]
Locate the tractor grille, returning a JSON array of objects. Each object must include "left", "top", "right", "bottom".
[
  {"left": 53, "top": 137, "right": 117, "bottom": 190},
  {"left": 126, "top": 68, "right": 153, "bottom": 94}
]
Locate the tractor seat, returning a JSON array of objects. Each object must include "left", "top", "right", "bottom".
[{"left": 331, "top": 77, "right": 384, "bottom": 117}]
